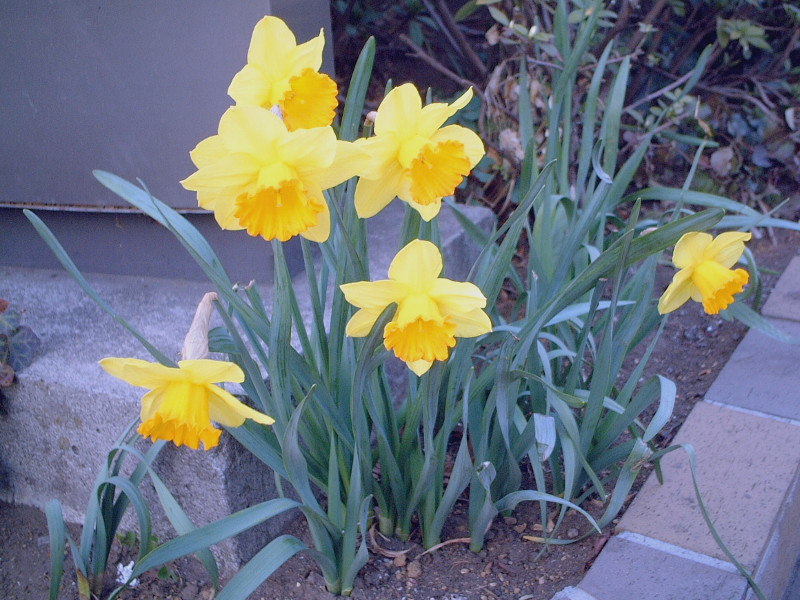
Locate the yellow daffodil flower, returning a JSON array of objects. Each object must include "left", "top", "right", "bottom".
[
  {"left": 340, "top": 239, "right": 492, "bottom": 375},
  {"left": 228, "top": 15, "right": 338, "bottom": 131},
  {"left": 352, "top": 84, "right": 485, "bottom": 221},
  {"left": 658, "top": 231, "right": 751, "bottom": 315},
  {"left": 181, "top": 105, "right": 365, "bottom": 242},
  {"left": 100, "top": 358, "right": 274, "bottom": 451}
]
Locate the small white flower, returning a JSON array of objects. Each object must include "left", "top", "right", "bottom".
[{"left": 116, "top": 560, "right": 140, "bottom": 587}]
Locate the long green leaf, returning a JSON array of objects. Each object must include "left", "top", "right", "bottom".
[
  {"left": 216, "top": 535, "right": 307, "bottom": 600},
  {"left": 45, "top": 500, "right": 67, "bottom": 600},
  {"left": 23, "top": 210, "right": 173, "bottom": 366},
  {"left": 123, "top": 498, "right": 300, "bottom": 581}
]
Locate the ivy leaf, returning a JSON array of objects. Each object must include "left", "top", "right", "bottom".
[
  {"left": 1, "top": 325, "right": 41, "bottom": 372},
  {"left": 0, "top": 309, "right": 20, "bottom": 336}
]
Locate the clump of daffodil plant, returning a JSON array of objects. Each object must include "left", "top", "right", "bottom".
[{"left": 31, "top": 6, "right": 794, "bottom": 600}]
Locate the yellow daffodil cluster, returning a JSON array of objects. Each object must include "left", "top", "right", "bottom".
[
  {"left": 105, "top": 15, "right": 493, "bottom": 452},
  {"left": 181, "top": 15, "right": 486, "bottom": 243},
  {"left": 180, "top": 15, "right": 491, "bottom": 373}
]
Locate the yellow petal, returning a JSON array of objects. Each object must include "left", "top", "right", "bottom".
[
  {"left": 672, "top": 232, "right": 713, "bottom": 269},
  {"left": 100, "top": 358, "right": 182, "bottom": 388},
  {"left": 388, "top": 240, "right": 443, "bottom": 288},
  {"left": 418, "top": 88, "right": 473, "bottom": 138},
  {"left": 344, "top": 308, "right": 386, "bottom": 337},
  {"left": 287, "top": 27, "right": 325, "bottom": 74},
  {"left": 299, "top": 190, "right": 331, "bottom": 242},
  {"left": 198, "top": 191, "right": 243, "bottom": 231},
  {"left": 705, "top": 231, "right": 751, "bottom": 269},
  {"left": 340, "top": 280, "right": 405, "bottom": 309},
  {"left": 429, "top": 279, "right": 487, "bottom": 311},
  {"left": 403, "top": 196, "right": 442, "bottom": 221},
  {"left": 181, "top": 153, "right": 260, "bottom": 193},
  {"left": 189, "top": 135, "right": 229, "bottom": 169},
  {"left": 247, "top": 16, "right": 297, "bottom": 78},
  {"left": 406, "top": 359, "right": 433, "bottom": 376},
  {"left": 314, "top": 141, "right": 374, "bottom": 189},
  {"left": 658, "top": 268, "right": 694, "bottom": 314},
  {"left": 208, "top": 386, "right": 274, "bottom": 427},
  {"left": 374, "top": 84, "right": 422, "bottom": 137},
  {"left": 354, "top": 163, "right": 405, "bottom": 219},
  {"left": 354, "top": 136, "right": 401, "bottom": 178},
  {"left": 279, "top": 126, "right": 337, "bottom": 172},
  {"left": 218, "top": 106, "right": 284, "bottom": 159},
  {"left": 448, "top": 307, "right": 492, "bottom": 338},
  {"left": 177, "top": 359, "right": 245, "bottom": 384},
  {"left": 228, "top": 63, "right": 274, "bottom": 108}
]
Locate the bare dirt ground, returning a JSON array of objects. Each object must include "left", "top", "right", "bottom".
[{"left": 3, "top": 228, "right": 798, "bottom": 600}]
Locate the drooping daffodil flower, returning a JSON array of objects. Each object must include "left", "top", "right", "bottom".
[
  {"left": 658, "top": 231, "right": 751, "bottom": 315},
  {"left": 181, "top": 105, "right": 365, "bottom": 242},
  {"left": 228, "top": 15, "right": 338, "bottom": 131},
  {"left": 352, "top": 83, "right": 485, "bottom": 221},
  {"left": 100, "top": 358, "right": 274, "bottom": 451},
  {"left": 341, "top": 239, "right": 492, "bottom": 375}
]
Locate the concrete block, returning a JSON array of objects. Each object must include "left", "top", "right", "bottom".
[
  {"left": 763, "top": 255, "right": 800, "bottom": 322},
  {"left": 580, "top": 535, "right": 747, "bottom": 600},
  {"left": 0, "top": 267, "right": 278, "bottom": 575},
  {"left": 617, "top": 401, "right": 800, "bottom": 569},
  {"left": 704, "top": 318, "right": 800, "bottom": 421}
]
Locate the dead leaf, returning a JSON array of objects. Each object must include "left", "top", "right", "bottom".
[{"left": 709, "top": 146, "right": 735, "bottom": 177}]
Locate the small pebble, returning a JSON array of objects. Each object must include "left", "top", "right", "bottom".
[{"left": 407, "top": 560, "right": 422, "bottom": 579}]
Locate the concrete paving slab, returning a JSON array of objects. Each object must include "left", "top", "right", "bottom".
[
  {"left": 704, "top": 318, "right": 800, "bottom": 421},
  {"left": 579, "top": 535, "right": 747, "bottom": 600},
  {"left": 746, "top": 449, "right": 800, "bottom": 600},
  {"left": 616, "top": 401, "right": 800, "bottom": 569},
  {"left": 551, "top": 587, "right": 599, "bottom": 600},
  {"left": 762, "top": 255, "right": 800, "bottom": 322}
]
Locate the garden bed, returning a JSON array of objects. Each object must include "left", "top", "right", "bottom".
[{"left": 3, "top": 228, "right": 797, "bottom": 600}]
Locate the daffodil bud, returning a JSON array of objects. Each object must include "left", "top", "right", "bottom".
[{"left": 182, "top": 292, "right": 218, "bottom": 361}]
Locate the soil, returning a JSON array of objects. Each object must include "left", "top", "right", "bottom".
[{"left": 2, "top": 228, "right": 799, "bottom": 600}]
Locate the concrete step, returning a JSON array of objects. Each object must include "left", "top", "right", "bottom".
[{"left": 0, "top": 202, "right": 492, "bottom": 575}]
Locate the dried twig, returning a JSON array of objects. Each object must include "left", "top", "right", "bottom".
[{"left": 398, "top": 33, "right": 483, "bottom": 98}]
